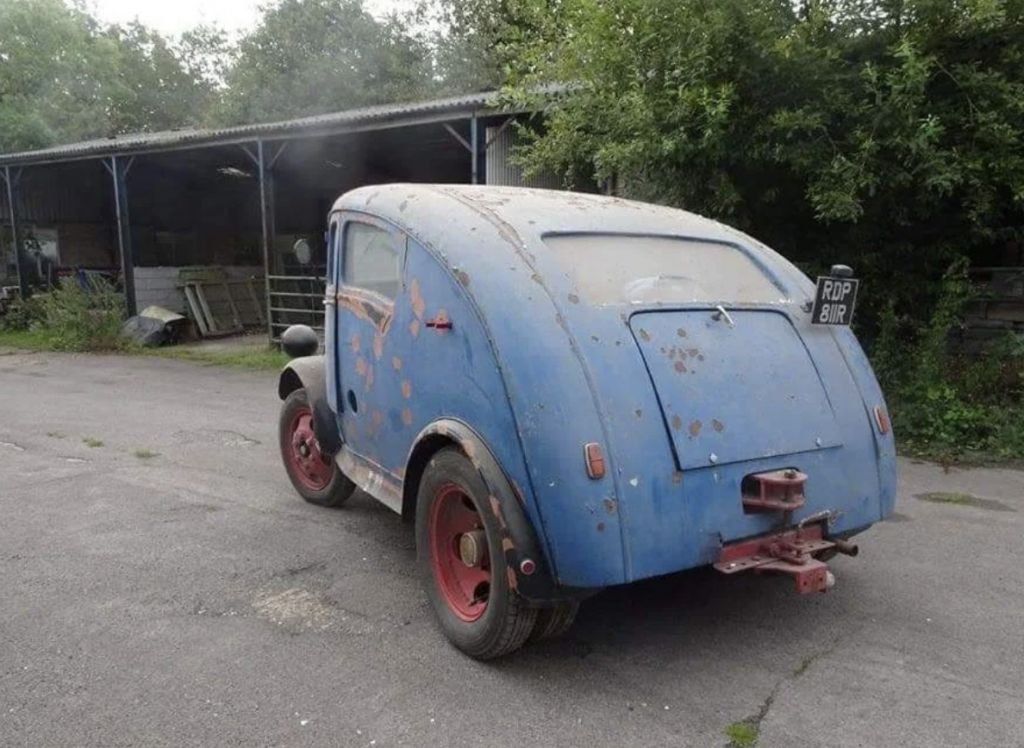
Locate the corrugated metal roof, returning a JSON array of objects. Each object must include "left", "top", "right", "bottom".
[{"left": 0, "top": 90, "right": 499, "bottom": 167}]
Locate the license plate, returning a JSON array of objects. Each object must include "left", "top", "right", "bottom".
[{"left": 811, "top": 276, "right": 858, "bottom": 325}]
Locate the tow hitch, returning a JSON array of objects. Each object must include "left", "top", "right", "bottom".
[{"left": 713, "top": 523, "right": 857, "bottom": 594}]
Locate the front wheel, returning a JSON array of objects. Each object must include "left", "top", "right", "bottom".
[
  {"left": 279, "top": 388, "right": 355, "bottom": 507},
  {"left": 416, "top": 448, "right": 537, "bottom": 659}
]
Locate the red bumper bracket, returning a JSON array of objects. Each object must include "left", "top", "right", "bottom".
[{"left": 714, "top": 524, "right": 837, "bottom": 594}]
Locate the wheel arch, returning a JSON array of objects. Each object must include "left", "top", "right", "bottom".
[
  {"left": 277, "top": 355, "right": 341, "bottom": 458},
  {"left": 402, "top": 419, "right": 581, "bottom": 603},
  {"left": 278, "top": 355, "right": 326, "bottom": 401}
]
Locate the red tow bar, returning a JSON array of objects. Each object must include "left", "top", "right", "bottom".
[{"left": 714, "top": 524, "right": 845, "bottom": 594}]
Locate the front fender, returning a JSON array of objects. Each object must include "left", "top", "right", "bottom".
[
  {"left": 278, "top": 355, "right": 341, "bottom": 457},
  {"left": 406, "top": 419, "right": 586, "bottom": 604}
]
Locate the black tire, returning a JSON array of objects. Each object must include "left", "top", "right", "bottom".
[
  {"left": 529, "top": 601, "right": 580, "bottom": 642},
  {"left": 279, "top": 388, "right": 355, "bottom": 507},
  {"left": 416, "top": 448, "right": 537, "bottom": 659}
]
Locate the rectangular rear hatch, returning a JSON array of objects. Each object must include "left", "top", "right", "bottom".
[{"left": 630, "top": 310, "right": 841, "bottom": 470}]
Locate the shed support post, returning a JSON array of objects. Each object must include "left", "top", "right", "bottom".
[
  {"left": 108, "top": 156, "right": 137, "bottom": 317},
  {"left": 2, "top": 166, "right": 27, "bottom": 299},
  {"left": 468, "top": 113, "right": 481, "bottom": 185},
  {"left": 257, "top": 140, "right": 274, "bottom": 343}
]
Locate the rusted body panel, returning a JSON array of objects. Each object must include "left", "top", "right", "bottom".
[{"left": 312, "top": 184, "right": 896, "bottom": 592}]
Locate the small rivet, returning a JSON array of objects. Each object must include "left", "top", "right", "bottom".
[{"left": 709, "top": 453, "right": 718, "bottom": 464}]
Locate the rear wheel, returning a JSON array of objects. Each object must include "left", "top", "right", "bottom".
[
  {"left": 416, "top": 448, "right": 537, "bottom": 659},
  {"left": 530, "top": 601, "right": 580, "bottom": 641},
  {"left": 279, "top": 388, "right": 354, "bottom": 507}
]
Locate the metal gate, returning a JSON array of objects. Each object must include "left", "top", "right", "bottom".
[{"left": 268, "top": 274, "right": 326, "bottom": 342}]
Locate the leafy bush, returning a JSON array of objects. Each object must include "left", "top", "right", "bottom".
[
  {"left": 0, "top": 295, "right": 45, "bottom": 331},
  {"left": 874, "top": 260, "right": 1024, "bottom": 461},
  {"left": 31, "top": 276, "right": 128, "bottom": 352}
]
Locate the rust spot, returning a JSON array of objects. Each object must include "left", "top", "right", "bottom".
[
  {"left": 399, "top": 199, "right": 409, "bottom": 212},
  {"left": 674, "top": 360, "right": 687, "bottom": 373},
  {"left": 511, "top": 481, "right": 526, "bottom": 505},
  {"left": 604, "top": 498, "right": 617, "bottom": 514},
  {"left": 373, "top": 334, "right": 383, "bottom": 360},
  {"left": 401, "top": 408, "right": 413, "bottom": 426},
  {"left": 401, "top": 380, "right": 412, "bottom": 399},
  {"left": 677, "top": 328, "right": 687, "bottom": 338},
  {"left": 350, "top": 335, "right": 361, "bottom": 353},
  {"left": 456, "top": 270, "right": 471, "bottom": 287},
  {"left": 671, "top": 414, "right": 683, "bottom": 430},
  {"left": 410, "top": 279, "right": 426, "bottom": 320},
  {"left": 689, "top": 420, "right": 702, "bottom": 437},
  {"left": 591, "top": 335, "right": 600, "bottom": 342},
  {"left": 555, "top": 313, "right": 568, "bottom": 330},
  {"left": 392, "top": 356, "right": 402, "bottom": 371},
  {"left": 687, "top": 348, "right": 699, "bottom": 357},
  {"left": 597, "top": 522, "right": 606, "bottom": 532},
  {"left": 568, "top": 293, "right": 580, "bottom": 304},
  {"left": 712, "top": 419, "right": 725, "bottom": 432},
  {"left": 409, "top": 319, "right": 421, "bottom": 338},
  {"left": 364, "top": 365, "right": 375, "bottom": 392},
  {"left": 530, "top": 272, "right": 542, "bottom": 284},
  {"left": 672, "top": 471, "right": 682, "bottom": 485},
  {"left": 638, "top": 328, "right": 651, "bottom": 342},
  {"left": 506, "top": 566, "right": 519, "bottom": 591},
  {"left": 354, "top": 357, "right": 367, "bottom": 377},
  {"left": 635, "top": 408, "right": 643, "bottom": 419},
  {"left": 368, "top": 409, "right": 384, "bottom": 437},
  {"left": 501, "top": 538, "right": 514, "bottom": 552},
  {"left": 489, "top": 496, "right": 507, "bottom": 529}
]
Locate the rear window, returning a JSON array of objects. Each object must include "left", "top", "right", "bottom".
[{"left": 544, "top": 234, "right": 786, "bottom": 305}]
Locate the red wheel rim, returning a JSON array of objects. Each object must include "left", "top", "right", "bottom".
[
  {"left": 428, "top": 484, "right": 491, "bottom": 622},
  {"left": 287, "top": 406, "right": 334, "bottom": 491}
]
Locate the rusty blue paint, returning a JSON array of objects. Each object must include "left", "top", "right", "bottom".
[{"left": 320, "top": 184, "right": 897, "bottom": 590}]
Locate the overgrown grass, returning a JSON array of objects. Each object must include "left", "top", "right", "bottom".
[
  {"left": 0, "top": 328, "right": 59, "bottom": 351},
  {"left": 0, "top": 277, "right": 128, "bottom": 352},
  {"left": 82, "top": 437, "right": 104, "bottom": 448},
  {"left": 133, "top": 448, "right": 159, "bottom": 459},
  {"left": 147, "top": 345, "right": 289, "bottom": 371}
]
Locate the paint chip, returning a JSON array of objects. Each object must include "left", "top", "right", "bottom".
[{"left": 629, "top": 477, "right": 639, "bottom": 487}]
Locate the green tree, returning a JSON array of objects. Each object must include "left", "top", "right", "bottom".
[
  {"left": 503, "top": 0, "right": 1024, "bottom": 332},
  {"left": 0, "top": 0, "right": 221, "bottom": 151},
  {"left": 217, "top": 0, "right": 434, "bottom": 124}
]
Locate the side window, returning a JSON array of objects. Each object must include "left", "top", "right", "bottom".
[{"left": 343, "top": 222, "right": 400, "bottom": 300}]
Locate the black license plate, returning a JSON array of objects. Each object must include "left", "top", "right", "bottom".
[{"left": 811, "top": 276, "right": 858, "bottom": 325}]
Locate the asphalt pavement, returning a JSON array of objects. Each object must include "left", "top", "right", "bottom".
[{"left": 1, "top": 350, "right": 1022, "bottom": 748}]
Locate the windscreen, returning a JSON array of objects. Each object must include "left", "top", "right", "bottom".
[{"left": 544, "top": 234, "right": 787, "bottom": 305}]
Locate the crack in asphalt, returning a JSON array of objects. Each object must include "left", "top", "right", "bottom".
[{"left": 727, "top": 635, "right": 843, "bottom": 747}]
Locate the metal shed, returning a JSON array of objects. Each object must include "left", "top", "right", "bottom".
[{"left": 0, "top": 91, "right": 551, "bottom": 340}]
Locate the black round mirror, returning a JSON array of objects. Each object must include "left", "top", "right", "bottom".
[
  {"left": 281, "top": 324, "right": 319, "bottom": 359},
  {"left": 293, "top": 239, "right": 312, "bottom": 266}
]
